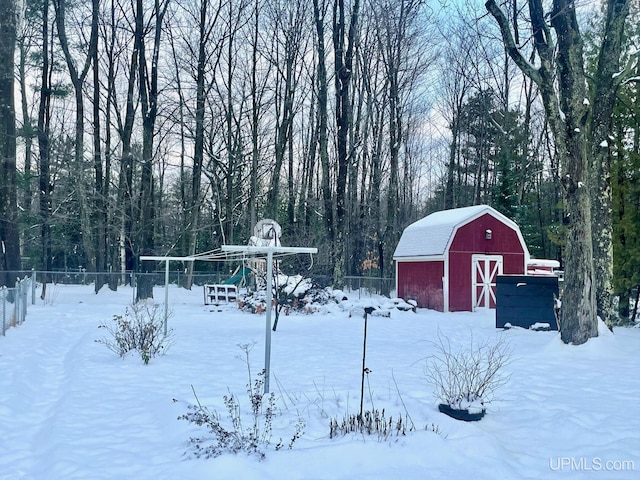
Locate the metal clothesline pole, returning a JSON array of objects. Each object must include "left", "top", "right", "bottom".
[
  {"left": 140, "top": 256, "right": 196, "bottom": 335},
  {"left": 221, "top": 245, "right": 317, "bottom": 393},
  {"left": 142, "top": 246, "right": 317, "bottom": 394},
  {"left": 264, "top": 250, "right": 274, "bottom": 393}
]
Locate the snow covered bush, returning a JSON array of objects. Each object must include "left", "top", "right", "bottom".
[
  {"left": 425, "top": 332, "right": 511, "bottom": 413},
  {"left": 96, "top": 301, "right": 172, "bottom": 364},
  {"left": 239, "top": 280, "right": 332, "bottom": 315}
]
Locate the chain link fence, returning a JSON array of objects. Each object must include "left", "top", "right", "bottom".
[
  {"left": 343, "top": 276, "right": 395, "bottom": 298},
  {"left": 32, "top": 270, "right": 253, "bottom": 288},
  {"left": 0, "top": 271, "right": 395, "bottom": 335},
  {"left": 7, "top": 270, "right": 395, "bottom": 293},
  {"left": 2, "top": 275, "right": 36, "bottom": 336}
]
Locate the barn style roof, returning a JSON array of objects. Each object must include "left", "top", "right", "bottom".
[{"left": 393, "top": 205, "right": 523, "bottom": 259}]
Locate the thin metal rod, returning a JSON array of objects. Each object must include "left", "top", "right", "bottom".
[
  {"left": 360, "top": 311, "right": 368, "bottom": 417},
  {"left": 164, "top": 259, "right": 169, "bottom": 336},
  {"left": 264, "top": 250, "right": 274, "bottom": 393}
]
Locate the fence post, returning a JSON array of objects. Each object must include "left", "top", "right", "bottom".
[
  {"left": 2, "top": 288, "right": 5, "bottom": 336},
  {"left": 31, "top": 269, "right": 37, "bottom": 305},
  {"left": 13, "top": 279, "right": 20, "bottom": 326},
  {"left": 21, "top": 279, "right": 28, "bottom": 324}
]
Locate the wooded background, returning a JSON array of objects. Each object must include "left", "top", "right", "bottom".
[{"left": 0, "top": 0, "right": 637, "bottom": 322}]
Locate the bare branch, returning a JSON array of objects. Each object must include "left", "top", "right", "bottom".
[{"left": 485, "top": 0, "right": 542, "bottom": 85}]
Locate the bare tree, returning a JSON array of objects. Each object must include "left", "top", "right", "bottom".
[
  {"left": 248, "top": 0, "right": 270, "bottom": 232},
  {"left": 264, "top": 0, "right": 309, "bottom": 221},
  {"left": 110, "top": 0, "right": 139, "bottom": 284},
  {"left": 0, "top": 0, "right": 21, "bottom": 285},
  {"left": 37, "top": 0, "right": 54, "bottom": 298},
  {"left": 438, "top": 24, "right": 475, "bottom": 210},
  {"left": 136, "top": 0, "right": 170, "bottom": 301},
  {"left": 53, "top": 0, "right": 99, "bottom": 273},
  {"left": 371, "top": 0, "right": 431, "bottom": 277},
  {"left": 217, "top": 0, "right": 252, "bottom": 244},
  {"left": 313, "top": 0, "right": 335, "bottom": 269},
  {"left": 94, "top": 0, "right": 120, "bottom": 290},
  {"left": 356, "top": 18, "right": 386, "bottom": 276},
  {"left": 16, "top": 3, "right": 39, "bottom": 224},
  {"left": 172, "top": 0, "right": 225, "bottom": 287},
  {"left": 90, "top": 0, "right": 108, "bottom": 292},
  {"left": 332, "top": 0, "right": 359, "bottom": 287}
]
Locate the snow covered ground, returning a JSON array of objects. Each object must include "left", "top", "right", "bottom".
[{"left": 1, "top": 284, "right": 638, "bottom": 480}]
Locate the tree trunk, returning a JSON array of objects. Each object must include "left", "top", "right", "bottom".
[
  {"left": 588, "top": 0, "right": 631, "bottom": 328},
  {"left": 38, "top": 0, "right": 53, "bottom": 298},
  {"left": 113, "top": 0, "right": 139, "bottom": 285},
  {"left": 314, "top": 0, "right": 335, "bottom": 272},
  {"left": 18, "top": 20, "right": 35, "bottom": 226},
  {"left": 183, "top": 0, "right": 211, "bottom": 289},
  {"left": 445, "top": 112, "right": 460, "bottom": 210},
  {"left": 267, "top": 56, "right": 294, "bottom": 219},
  {"left": 90, "top": 0, "right": 106, "bottom": 293},
  {"left": 135, "top": 0, "right": 167, "bottom": 301},
  {"left": 0, "top": 0, "right": 21, "bottom": 286},
  {"left": 486, "top": 0, "right": 604, "bottom": 344},
  {"left": 332, "top": 0, "right": 359, "bottom": 288},
  {"left": 249, "top": 0, "right": 261, "bottom": 232},
  {"left": 549, "top": 0, "right": 598, "bottom": 344},
  {"left": 105, "top": 0, "right": 119, "bottom": 291},
  {"left": 53, "top": 0, "right": 99, "bottom": 273}
]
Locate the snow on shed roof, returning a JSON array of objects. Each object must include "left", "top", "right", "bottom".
[{"left": 393, "top": 205, "right": 521, "bottom": 259}]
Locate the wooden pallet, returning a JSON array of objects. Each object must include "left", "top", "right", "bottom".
[{"left": 204, "top": 284, "right": 238, "bottom": 305}]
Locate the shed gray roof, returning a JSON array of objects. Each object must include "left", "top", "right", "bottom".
[{"left": 393, "top": 205, "right": 522, "bottom": 259}]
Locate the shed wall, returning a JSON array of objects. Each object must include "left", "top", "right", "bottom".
[
  {"left": 397, "top": 261, "right": 444, "bottom": 311},
  {"left": 447, "top": 214, "right": 526, "bottom": 312},
  {"left": 449, "top": 214, "right": 525, "bottom": 256}
]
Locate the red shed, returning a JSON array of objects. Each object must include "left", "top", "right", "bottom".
[{"left": 393, "top": 205, "right": 530, "bottom": 312}]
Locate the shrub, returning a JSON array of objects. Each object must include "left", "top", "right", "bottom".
[
  {"left": 425, "top": 332, "right": 511, "bottom": 412},
  {"left": 329, "top": 409, "right": 415, "bottom": 441},
  {"left": 96, "top": 301, "right": 172, "bottom": 364},
  {"left": 180, "top": 346, "right": 304, "bottom": 460},
  {"left": 239, "top": 282, "right": 330, "bottom": 315}
]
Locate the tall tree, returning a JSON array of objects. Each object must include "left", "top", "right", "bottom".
[
  {"left": 175, "top": 0, "right": 224, "bottom": 288},
  {"left": 248, "top": 0, "right": 265, "bottom": 232},
  {"left": 53, "top": 0, "right": 99, "bottom": 272},
  {"left": 0, "top": 0, "right": 21, "bottom": 285},
  {"left": 17, "top": 2, "right": 39, "bottom": 230},
  {"left": 136, "top": 0, "right": 169, "bottom": 301},
  {"left": 486, "top": 0, "right": 631, "bottom": 344},
  {"left": 611, "top": 3, "right": 640, "bottom": 321},
  {"left": 265, "top": 0, "right": 307, "bottom": 221},
  {"left": 111, "top": 0, "right": 139, "bottom": 285},
  {"left": 372, "top": 0, "right": 430, "bottom": 277},
  {"left": 37, "top": 0, "right": 55, "bottom": 298},
  {"left": 332, "top": 0, "right": 359, "bottom": 287},
  {"left": 313, "top": 0, "right": 335, "bottom": 274},
  {"left": 91, "top": 0, "right": 108, "bottom": 292},
  {"left": 218, "top": 0, "right": 251, "bottom": 244},
  {"left": 438, "top": 17, "right": 475, "bottom": 210},
  {"left": 587, "top": 0, "right": 632, "bottom": 327}
]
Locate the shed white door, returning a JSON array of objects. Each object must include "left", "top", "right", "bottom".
[{"left": 472, "top": 255, "right": 503, "bottom": 310}]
